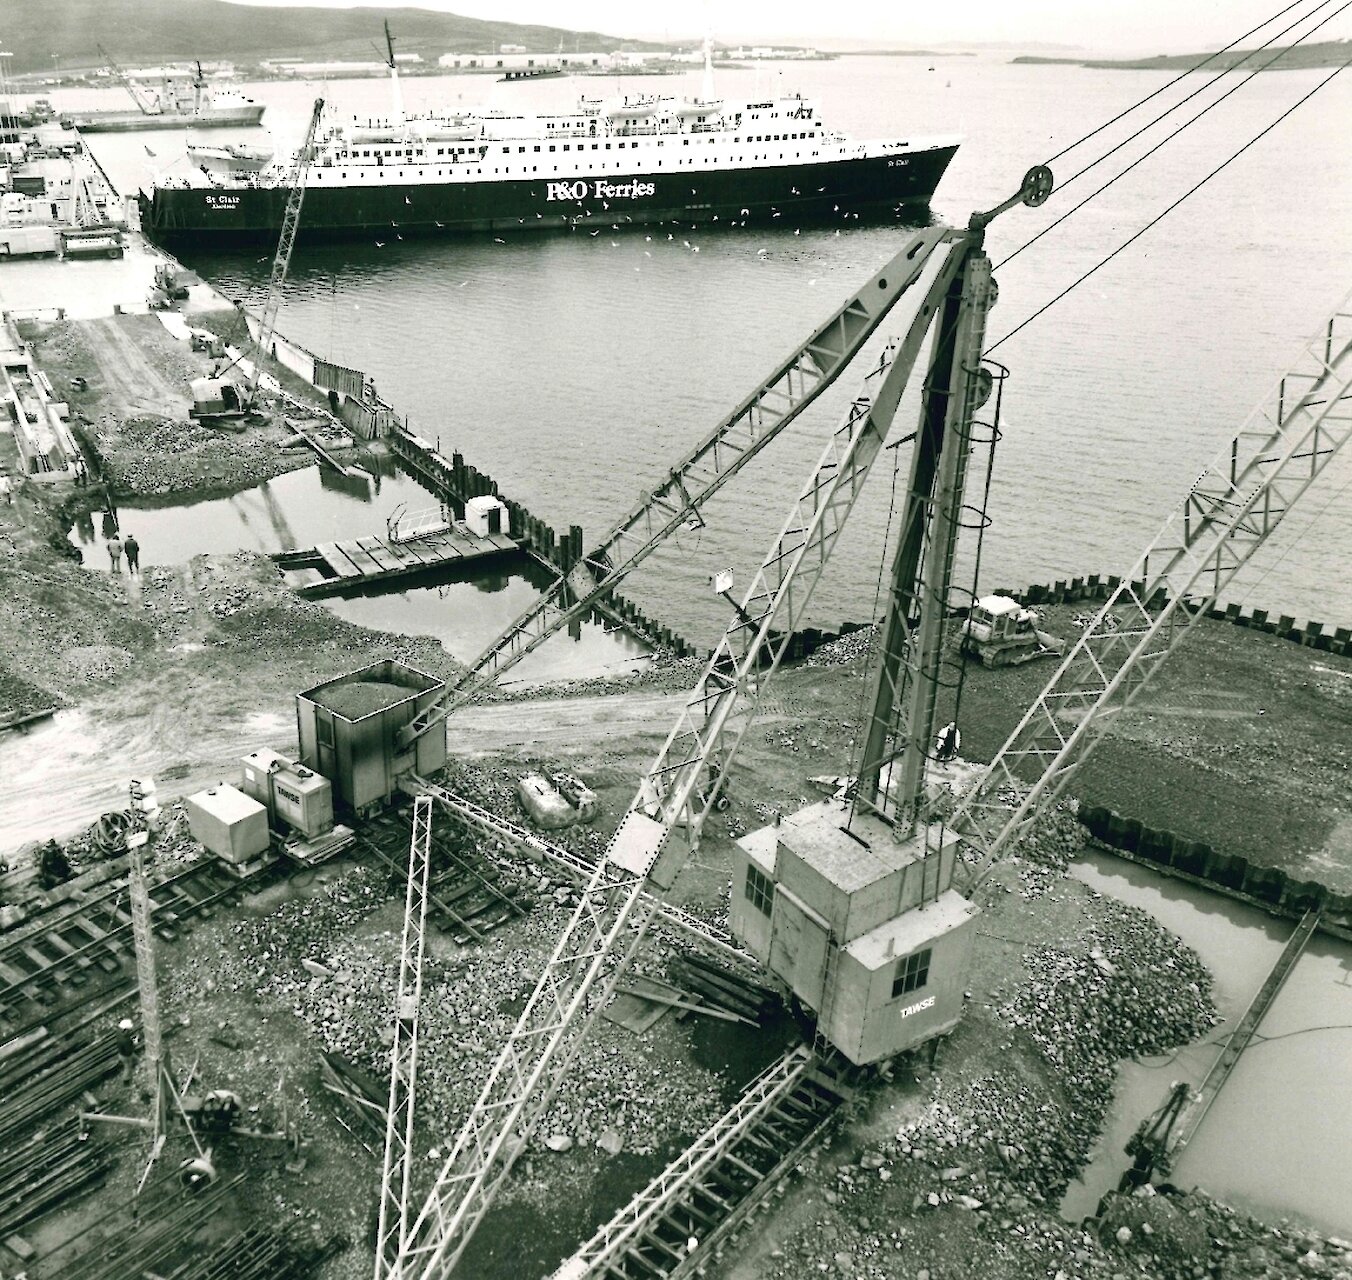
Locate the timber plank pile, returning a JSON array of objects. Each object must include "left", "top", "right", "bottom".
[{"left": 274, "top": 528, "right": 520, "bottom": 598}]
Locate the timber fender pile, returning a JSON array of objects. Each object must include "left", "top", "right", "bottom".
[
  {"left": 990, "top": 573, "right": 1352, "bottom": 659},
  {"left": 1079, "top": 804, "right": 1352, "bottom": 934}
]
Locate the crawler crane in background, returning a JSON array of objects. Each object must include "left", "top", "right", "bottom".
[{"left": 193, "top": 97, "right": 324, "bottom": 422}]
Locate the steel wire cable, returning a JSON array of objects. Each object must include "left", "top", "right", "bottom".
[
  {"left": 997, "top": 0, "right": 1352, "bottom": 270},
  {"left": 985, "top": 55, "right": 1352, "bottom": 356},
  {"left": 1039, "top": 0, "right": 1315, "bottom": 168}
]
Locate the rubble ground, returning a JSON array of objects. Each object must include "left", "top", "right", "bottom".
[
  {"left": 3, "top": 325, "right": 1350, "bottom": 1277},
  {"left": 16, "top": 311, "right": 356, "bottom": 499}
]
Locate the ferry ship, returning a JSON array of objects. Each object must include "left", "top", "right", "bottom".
[{"left": 140, "top": 53, "right": 958, "bottom": 245}]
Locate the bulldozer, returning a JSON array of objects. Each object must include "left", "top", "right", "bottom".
[{"left": 959, "top": 594, "right": 1065, "bottom": 668}]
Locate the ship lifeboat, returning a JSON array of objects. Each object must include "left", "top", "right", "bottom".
[
  {"left": 604, "top": 102, "right": 656, "bottom": 121},
  {"left": 674, "top": 101, "right": 721, "bottom": 118},
  {"left": 416, "top": 118, "right": 480, "bottom": 141},
  {"left": 186, "top": 142, "right": 273, "bottom": 176}
]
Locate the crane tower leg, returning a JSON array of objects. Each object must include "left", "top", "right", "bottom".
[{"left": 375, "top": 796, "right": 435, "bottom": 1280}]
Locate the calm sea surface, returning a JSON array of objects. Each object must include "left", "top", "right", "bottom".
[{"left": 65, "top": 56, "right": 1352, "bottom": 646}]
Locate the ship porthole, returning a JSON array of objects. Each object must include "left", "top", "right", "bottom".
[{"left": 878, "top": 279, "right": 887, "bottom": 289}]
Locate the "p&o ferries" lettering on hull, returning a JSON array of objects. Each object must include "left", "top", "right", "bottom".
[{"left": 546, "top": 179, "right": 656, "bottom": 202}]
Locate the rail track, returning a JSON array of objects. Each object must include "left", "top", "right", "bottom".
[
  {"left": 357, "top": 809, "right": 529, "bottom": 944},
  {"left": 558, "top": 1047, "right": 850, "bottom": 1280},
  {"left": 0, "top": 854, "right": 277, "bottom": 1039}
]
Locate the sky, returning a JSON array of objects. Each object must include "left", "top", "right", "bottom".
[{"left": 228, "top": 0, "right": 1352, "bottom": 53}]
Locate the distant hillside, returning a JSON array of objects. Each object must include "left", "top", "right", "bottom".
[
  {"left": 5, "top": 0, "right": 656, "bottom": 74},
  {"left": 1013, "top": 39, "right": 1352, "bottom": 71}
]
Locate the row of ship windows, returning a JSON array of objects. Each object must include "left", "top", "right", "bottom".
[
  {"left": 333, "top": 132, "right": 819, "bottom": 162},
  {"left": 317, "top": 151, "right": 829, "bottom": 181}
]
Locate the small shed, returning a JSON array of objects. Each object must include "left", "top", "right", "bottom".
[
  {"left": 464, "top": 494, "right": 507, "bottom": 538},
  {"left": 296, "top": 659, "right": 447, "bottom": 813}
]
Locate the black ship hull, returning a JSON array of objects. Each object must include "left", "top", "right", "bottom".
[{"left": 140, "top": 146, "right": 959, "bottom": 246}]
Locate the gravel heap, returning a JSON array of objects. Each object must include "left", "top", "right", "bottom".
[
  {"left": 758, "top": 1124, "right": 1118, "bottom": 1280},
  {"left": 218, "top": 863, "right": 725, "bottom": 1168},
  {"left": 309, "top": 680, "right": 411, "bottom": 719},
  {"left": 99, "top": 412, "right": 311, "bottom": 497},
  {"left": 1098, "top": 1185, "right": 1352, "bottom": 1280},
  {"left": 992, "top": 895, "right": 1217, "bottom": 1187},
  {"left": 801, "top": 623, "right": 879, "bottom": 669}
]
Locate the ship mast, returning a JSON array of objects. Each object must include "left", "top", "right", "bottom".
[
  {"left": 701, "top": 29, "right": 715, "bottom": 104},
  {"left": 383, "top": 21, "right": 406, "bottom": 135}
]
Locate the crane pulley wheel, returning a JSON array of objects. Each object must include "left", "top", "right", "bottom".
[{"left": 1020, "top": 165, "right": 1054, "bottom": 208}]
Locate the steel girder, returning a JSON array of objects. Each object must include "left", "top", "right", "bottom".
[{"left": 403, "top": 779, "right": 753, "bottom": 967}]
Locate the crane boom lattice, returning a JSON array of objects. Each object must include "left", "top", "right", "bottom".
[
  {"left": 399, "top": 229, "right": 957, "bottom": 748},
  {"left": 246, "top": 97, "right": 324, "bottom": 409},
  {"left": 375, "top": 796, "right": 434, "bottom": 1279},
  {"left": 944, "top": 289, "right": 1352, "bottom": 884},
  {"left": 395, "top": 235, "right": 977, "bottom": 1278}
]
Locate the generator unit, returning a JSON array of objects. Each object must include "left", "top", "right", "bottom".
[
  {"left": 241, "top": 747, "right": 335, "bottom": 839},
  {"left": 183, "top": 784, "right": 271, "bottom": 869},
  {"left": 729, "top": 798, "right": 978, "bottom": 1067}
]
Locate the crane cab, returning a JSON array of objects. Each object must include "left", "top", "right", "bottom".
[
  {"left": 189, "top": 376, "right": 246, "bottom": 423},
  {"left": 729, "top": 798, "right": 977, "bottom": 1067}
]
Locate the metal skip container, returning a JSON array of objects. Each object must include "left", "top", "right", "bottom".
[{"left": 296, "top": 659, "right": 447, "bottom": 813}]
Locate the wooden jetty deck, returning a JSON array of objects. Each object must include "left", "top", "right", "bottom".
[{"left": 274, "top": 528, "right": 521, "bottom": 598}]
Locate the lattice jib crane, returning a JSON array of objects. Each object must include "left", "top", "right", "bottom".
[
  {"left": 97, "top": 45, "right": 158, "bottom": 116},
  {"left": 391, "top": 220, "right": 1023, "bottom": 1279},
  {"left": 240, "top": 97, "right": 325, "bottom": 415}
]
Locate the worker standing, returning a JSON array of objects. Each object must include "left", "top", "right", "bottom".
[
  {"left": 107, "top": 532, "right": 124, "bottom": 573},
  {"left": 124, "top": 533, "right": 140, "bottom": 575},
  {"left": 115, "top": 1017, "right": 138, "bottom": 1082},
  {"left": 72, "top": 455, "right": 88, "bottom": 487},
  {"left": 0, "top": 474, "right": 13, "bottom": 505}
]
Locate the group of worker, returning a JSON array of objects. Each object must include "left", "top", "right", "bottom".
[{"left": 106, "top": 531, "right": 141, "bottom": 574}]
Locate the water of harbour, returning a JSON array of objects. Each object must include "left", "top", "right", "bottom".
[
  {"left": 1065, "top": 851, "right": 1352, "bottom": 1237},
  {"left": 60, "top": 55, "right": 1352, "bottom": 650},
  {"left": 66, "top": 461, "right": 648, "bottom": 683}
]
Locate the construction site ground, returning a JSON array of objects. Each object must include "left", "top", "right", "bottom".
[
  {"left": 2, "top": 355, "right": 1351, "bottom": 1278},
  {"left": 16, "top": 309, "right": 363, "bottom": 499}
]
